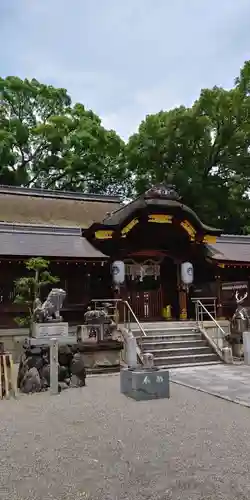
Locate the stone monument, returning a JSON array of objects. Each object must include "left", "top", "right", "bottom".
[{"left": 119, "top": 327, "right": 170, "bottom": 401}]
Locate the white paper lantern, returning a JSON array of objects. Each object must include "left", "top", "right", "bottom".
[
  {"left": 181, "top": 262, "right": 194, "bottom": 285},
  {"left": 112, "top": 261, "right": 125, "bottom": 284}
]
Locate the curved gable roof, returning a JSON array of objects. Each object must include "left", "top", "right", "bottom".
[{"left": 101, "top": 185, "right": 221, "bottom": 235}]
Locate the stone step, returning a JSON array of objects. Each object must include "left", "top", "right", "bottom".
[
  {"left": 153, "top": 353, "right": 218, "bottom": 366},
  {"left": 132, "top": 323, "right": 221, "bottom": 368},
  {"left": 165, "top": 360, "right": 222, "bottom": 369},
  {"left": 141, "top": 339, "right": 207, "bottom": 349},
  {"left": 133, "top": 329, "right": 199, "bottom": 338},
  {"left": 140, "top": 333, "right": 202, "bottom": 342},
  {"left": 141, "top": 346, "right": 213, "bottom": 357},
  {"left": 130, "top": 321, "right": 197, "bottom": 330},
  {"left": 133, "top": 326, "right": 197, "bottom": 333}
]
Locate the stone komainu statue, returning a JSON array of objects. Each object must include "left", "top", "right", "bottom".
[{"left": 33, "top": 288, "right": 66, "bottom": 323}]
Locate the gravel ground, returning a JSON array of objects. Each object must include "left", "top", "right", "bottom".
[{"left": 1, "top": 374, "right": 250, "bottom": 500}]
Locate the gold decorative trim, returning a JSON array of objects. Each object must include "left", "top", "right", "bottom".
[
  {"left": 95, "top": 230, "right": 113, "bottom": 240},
  {"left": 180, "top": 220, "right": 196, "bottom": 240},
  {"left": 203, "top": 235, "right": 217, "bottom": 244},
  {"left": 148, "top": 214, "right": 173, "bottom": 223},
  {"left": 121, "top": 218, "right": 139, "bottom": 237}
]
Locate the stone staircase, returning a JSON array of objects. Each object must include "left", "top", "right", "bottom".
[{"left": 131, "top": 321, "right": 222, "bottom": 369}]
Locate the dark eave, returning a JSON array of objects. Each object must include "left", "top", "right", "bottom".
[
  {"left": 0, "top": 222, "right": 107, "bottom": 260},
  {"left": 90, "top": 196, "right": 221, "bottom": 236}
]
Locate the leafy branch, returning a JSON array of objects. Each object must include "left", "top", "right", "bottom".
[{"left": 14, "top": 257, "right": 59, "bottom": 331}]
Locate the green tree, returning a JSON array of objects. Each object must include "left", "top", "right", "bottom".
[
  {"left": 35, "top": 103, "right": 128, "bottom": 196},
  {"left": 14, "top": 257, "right": 59, "bottom": 330},
  {"left": 0, "top": 76, "right": 71, "bottom": 186},
  {"left": 126, "top": 61, "right": 250, "bottom": 233},
  {"left": 0, "top": 77, "right": 128, "bottom": 195}
]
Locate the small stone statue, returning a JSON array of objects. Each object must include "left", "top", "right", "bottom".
[
  {"left": 33, "top": 288, "right": 66, "bottom": 323},
  {"left": 143, "top": 352, "right": 155, "bottom": 369},
  {"left": 20, "top": 367, "right": 41, "bottom": 394},
  {"left": 71, "top": 352, "right": 86, "bottom": 387},
  {"left": 84, "top": 304, "right": 113, "bottom": 340},
  {"left": 84, "top": 306, "right": 108, "bottom": 323}
]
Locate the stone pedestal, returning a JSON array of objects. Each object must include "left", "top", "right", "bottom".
[
  {"left": 126, "top": 336, "right": 138, "bottom": 368},
  {"left": 232, "top": 343, "right": 244, "bottom": 358},
  {"left": 120, "top": 367, "right": 170, "bottom": 401},
  {"left": 243, "top": 331, "right": 250, "bottom": 364},
  {"left": 222, "top": 346, "right": 233, "bottom": 364},
  {"left": 32, "top": 322, "right": 69, "bottom": 340}
]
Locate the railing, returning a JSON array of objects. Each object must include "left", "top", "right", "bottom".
[
  {"left": 91, "top": 298, "right": 146, "bottom": 335},
  {"left": 191, "top": 297, "right": 217, "bottom": 319},
  {"left": 90, "top": 298, "right": 146, "bottom": 362},
  {"left": 192, "top": 298, "right": 228, "bottom": 360}
]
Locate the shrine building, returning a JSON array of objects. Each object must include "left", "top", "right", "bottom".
[{"left": 0, "top": 184, "right": 249, "bottom": 328}]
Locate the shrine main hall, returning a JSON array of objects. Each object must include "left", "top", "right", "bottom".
[{"left": 0, "top": 183, "right": 249, "bottom": 327}]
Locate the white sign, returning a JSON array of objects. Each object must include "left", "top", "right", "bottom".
[
  {"left": 32, "top": 322, "right": 69, "bottom": 339},
  {"left": 142, "top": 376, "right": 151, "bottom": 384},
  {"left": 221, "top": 281, "right": 248, "bottom": 291}
]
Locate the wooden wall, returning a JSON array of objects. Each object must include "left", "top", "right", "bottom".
[{"left": 0, "top": 259, "right": 112, "bottom": 327}]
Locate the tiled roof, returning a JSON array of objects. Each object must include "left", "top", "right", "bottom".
[
  {"left": 0, "top": 223, "right": 107, "bottom": 259},
  {"left": 208, "top": 235, "right": 250, "bottom": 263}
]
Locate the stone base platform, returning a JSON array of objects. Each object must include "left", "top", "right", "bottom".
[
  {"left": 120, "top": 367, "right": 170, "bottom": 401},
  {"left": 17, "top": 339, "right": 123, "bottom": 394}
]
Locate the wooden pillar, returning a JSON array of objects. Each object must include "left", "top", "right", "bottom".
[
  {"left": 179, "top": 288, "right": 188, "bottom": 320},
  {"left": 177, "top": 262, "right": 187, "bottom": 320},
  {"left": 113, "top": 285, "right": 121, "bottom": 324},
  {"left": 216, "top": 274, "right": 223, "bottom": 319}
]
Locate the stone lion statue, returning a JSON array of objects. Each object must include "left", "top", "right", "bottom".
[{"left": 33, "top": 288, "right": 66, "bottom": 323}]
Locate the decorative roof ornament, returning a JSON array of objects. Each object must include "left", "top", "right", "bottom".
[{"left": 144, "top": 183, "right": 181, "bottom": 201}]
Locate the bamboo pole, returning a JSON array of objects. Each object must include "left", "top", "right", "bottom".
[{"left": 0, "top": 353, "right": 17, "bottom": 400}]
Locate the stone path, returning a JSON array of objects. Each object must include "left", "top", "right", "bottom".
[
  {"left": 171, "top": 363, "right": 250, "bottom": 407},
  {"left": 1, "top": 374, "right": 250, "bottom": 499}
]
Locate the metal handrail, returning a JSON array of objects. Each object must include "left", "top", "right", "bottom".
[
  {"left": 123, "top": 300, "right": 147, "bottom": 337},
  {"left": 90, "top": 298, "right": 147, "bottom": 345},
  {"left": 194, "top": 299, "right": 227, "bottom": 337},
  {"left": 193, "top": 298, "right": 228, "bottom": 360},
  {"left": 191, "top": 296, "right": 217, "bottom": 318}
]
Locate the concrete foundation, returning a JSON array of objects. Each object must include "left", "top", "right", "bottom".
[{"left": 120, "top": 367, "right": 170, "bottom": 401}]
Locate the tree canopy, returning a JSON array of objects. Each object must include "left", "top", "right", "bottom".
[
  {"left": 0, "top": 77, "right": 127, "bottom": 195},
  {"left": 1, "top": 63, "right": 250, "bottom": 232},
  {"left": 127, "top": 61, "right": 250, "bottom": 233}
]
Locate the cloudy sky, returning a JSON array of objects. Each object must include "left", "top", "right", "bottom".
[{"left": 1, "top": 0, "right": 250, "bottom": 139}]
